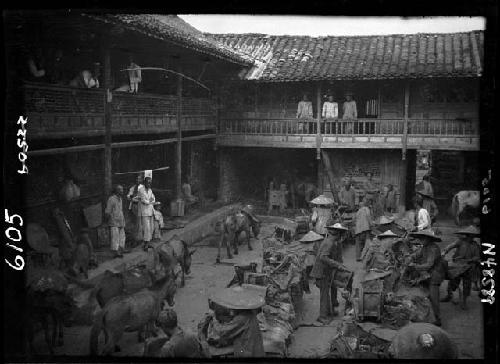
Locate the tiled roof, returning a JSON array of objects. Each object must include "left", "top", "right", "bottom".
[
  {"left": 211, "top": 31, "right": 484, "bottom": 81},
  {"left": 83, "top": 14, "right": 251, "bottom": 66}
]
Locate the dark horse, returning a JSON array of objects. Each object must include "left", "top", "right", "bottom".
[
  {"left": 25, "top": 288, "right": 75, "bottom": 355},
  {"left": 89, "top": 273, "right": 177, "bottom": 356},
  {"left": 217, "top": 211, "right": 261, "bottom": 263},
  {"left": 156, "top": 235, "right": 196, "bottom": 288}
]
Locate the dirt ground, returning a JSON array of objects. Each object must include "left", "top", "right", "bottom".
[{"left": 31, "top": 218, "right": 483, "bottom": 359}]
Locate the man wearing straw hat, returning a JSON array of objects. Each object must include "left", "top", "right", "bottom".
[
  {"left": 362, "top": 230, "right": 399, "bottom": 271},
  {"left": 310, "top": 195, "right": 335, "bottom": 236},
  {"left": 354, "top": 198, "right": 373, "bottom": 261},
  {"left": 408, "top": 229, "right": 445, "bottom": 326},
  {"left": 300, "top": 230, "right": 325, "bottom": 294},
  {"left": 440, "top": 226, "right": 480, "bottom": 309},
  {"left": 310, "top": 223, "right": 350, "bottom": 325}
]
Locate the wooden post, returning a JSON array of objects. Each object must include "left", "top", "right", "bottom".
[
  {"left": 176, "top": 70, "right": 183, "bottom": 200},
  {"left": 316, "top": 83, "right": 322, "bottom": 160},
  {"left": 400, "top": 81, "right": 411, "bottom": 210},
  {"left": 403, "top": 81, "right": 410, "bottom": 160},
  {"left": 321, "top": 150, "right": 339, "bottom": 204},
  {"left": 103, "top": 48, "right": 112, "bottom": 198}
]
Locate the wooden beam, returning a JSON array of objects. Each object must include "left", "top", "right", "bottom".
[
  {"left": 28, "top": 134, "right": 216, "bottom": 156},
  {"left": 103, "top": 48, "right": 112, "bottom": 197},
  {"left": 176, "top": 70, "right": 183, "bottom": 199}
]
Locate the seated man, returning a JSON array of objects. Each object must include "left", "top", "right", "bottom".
[
  {"left": 207, "top": 307, "right": 265, "bottom": 358},
  {"left": 152, "top": 202, "right": 165, "bottom": 241},
  {"left": 144, "top": 309, "right": 209, "bottom": 358},
  {"left": 182, "top": 179, "right": 199, "bottom": 206}
]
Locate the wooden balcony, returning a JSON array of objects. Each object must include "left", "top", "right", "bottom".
[
  {"left": 217, "top": 118, "right": 480, "bottom": 151},
  {"left": 22, "top": 82, "right": 216, "bottom": 139}
]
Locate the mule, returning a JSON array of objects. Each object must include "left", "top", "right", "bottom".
[
  {"left": 156, "top": 235, "right": 196, "bottom": 288},
  {"left": 26, "top": 289, "right": 75, "bottom": 355},
  {"left": 216, "top": 211, "right": 261, "bottom": 263},
  {"left": 450, "top": 190, "right": 480, "bottom": 225},
  {"left": 92, "top": 266, "right": 157, "bottom": 309},
  {"left": 89, "top": 273, "right": 177, "bottom": 356}
]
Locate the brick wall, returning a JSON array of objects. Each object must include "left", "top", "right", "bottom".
[
  {"left": 217, "top": 148, "right": 241, "bottom": 203},
  {"left": 188, "top": 140, "right": 218, "bottom": 200}
]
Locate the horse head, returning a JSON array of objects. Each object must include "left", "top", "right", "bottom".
[
  {"left": 158, "top": 272, "right": 178, "bottom": 307},
  {"left": 182, "top": 241, "right": 196, "bottom": 276},
  {"left": 251, "top": 221, "right": 261, "bottom": 238}
]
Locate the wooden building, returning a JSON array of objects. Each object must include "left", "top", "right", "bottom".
[
  {"left": 212, "top": 32, "right": 483, "bottom": 210},
  {"left": 4, "top": 12, "right": 250, "bottom": 237}
]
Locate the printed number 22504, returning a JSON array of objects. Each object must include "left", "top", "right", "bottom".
[{"left": 17, "top": 116, "right": 28, "bottom": 174}]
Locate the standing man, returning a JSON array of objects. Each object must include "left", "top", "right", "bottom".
[
  {"left": 385, "top": 184, "right": 397, "bottom": 213},
  {"left": 105, "top": 185, "right": 126, "bottom": 258},
  {"left": 297, "top": 94, "right": 313, "bottom": 133},
  {"left": 127, "top": 173, "right": 144, "bottom": 246},
  {"left": 310, "top": 195, "right": 335, "bottom": 235},
  {"left": 297, "top": 94, "right": 313, "bottom": 119},
  {"left": 363, "top": 172, "right": 378, "bottom": 207},
  {"left": 342, "top": 91, "right": 357, "bottom": 133},
  {"left": 139, "top": 177, "right": 156, "bottom": 251},
  {"left": 322, "top": 94, "right": 338, "bottom": 133},
  {"left": 310, "top": 223, "right": 350, "bottom": 325},
  {"left": 408, "top": 229, "right": 445, "bottom": 327},
  {"left": 440, "top": 226, "right": 481, "bottom": 309},
  {"left": 338, "top": 179, "right": 356, "bottom": 211},
  {"left": 414, "top": 196, "right": 431, "bottom": 231},
  {"left": 354, "top": 198, "right": 372, "bottom": 261},
  {"left": 300, "top": 230, "right": 325, "bottom": 294}
]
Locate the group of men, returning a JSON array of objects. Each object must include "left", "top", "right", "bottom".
[
  {"left": 105, "top": 174, "right": 161, "bottom": 257},
  {"left": 104, "top": 174, "right": 200, "bottom": 257},
  {"left": 303, "top": 170, "right": 480, "bottom": 328},
  {"left": 296, "top": 92, "right": 357, "bottom": 120}
]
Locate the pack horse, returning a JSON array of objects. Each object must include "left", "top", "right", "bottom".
[
  {"left": 217, "top": 210, "right": 261, "bottom": 263},
  {"left": 450, "top": 190, "right": 480, "bottom": 225}
]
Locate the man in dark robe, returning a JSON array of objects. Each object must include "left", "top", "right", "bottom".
[{"left": 310, "top": 223, "right": 350, "bottom": 325}]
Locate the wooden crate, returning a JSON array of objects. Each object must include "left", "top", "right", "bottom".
[{"left": 358, "top": 279, "right": 384, "bottom": 321}]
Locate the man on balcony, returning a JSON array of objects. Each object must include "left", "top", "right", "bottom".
[
  {"left": 296, "top": 94, "right": 313, "bottom": 133},
  {"left": 342, "top": 91, "right": 357, "bottom": 134},
  {"left": 322, "top": 95, "right": 338, "bottom": 134}
]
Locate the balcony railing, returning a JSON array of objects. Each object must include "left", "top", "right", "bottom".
[
  {"left": 217, "top": 117, "right": 479, "bottom": 150},
  {"left": 219, "top": 117, "right": 479, "bottom": 136},
  {"left": 22, "top": 82, "right": 216, "bottom": 138}
]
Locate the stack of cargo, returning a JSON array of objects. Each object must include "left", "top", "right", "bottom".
[{"left": 201, "top": 236, "right": 309, "bottom": 357}]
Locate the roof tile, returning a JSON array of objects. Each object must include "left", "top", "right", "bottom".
[{"left": 212, "top": 31, "right": 483, "bottom": 80}]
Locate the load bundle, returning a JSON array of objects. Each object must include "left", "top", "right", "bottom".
[
  {"left": 381, "top": 289, "right": 435, "bottom": 329},
  {"left": 326, "top": 321, "right": 391, "bottom": 359},
  {"left": 263, "top": 240, "right": 309, "bottom": 305}
]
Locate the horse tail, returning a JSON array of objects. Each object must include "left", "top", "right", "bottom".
[{"left": 89, "top": 309, "right": 105, "bottom": 355}]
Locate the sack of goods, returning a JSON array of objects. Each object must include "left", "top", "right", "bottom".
[{"left": 326, "top": 321, "right": 391, "bottom": 359}]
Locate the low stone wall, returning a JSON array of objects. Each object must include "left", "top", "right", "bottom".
[{"left": 70, "top": 203, "right": 243, "bottom": 325}]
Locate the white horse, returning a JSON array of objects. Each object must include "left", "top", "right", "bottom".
[{"left": 450, "top": 190, "right": 480, "bottom": 225}]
